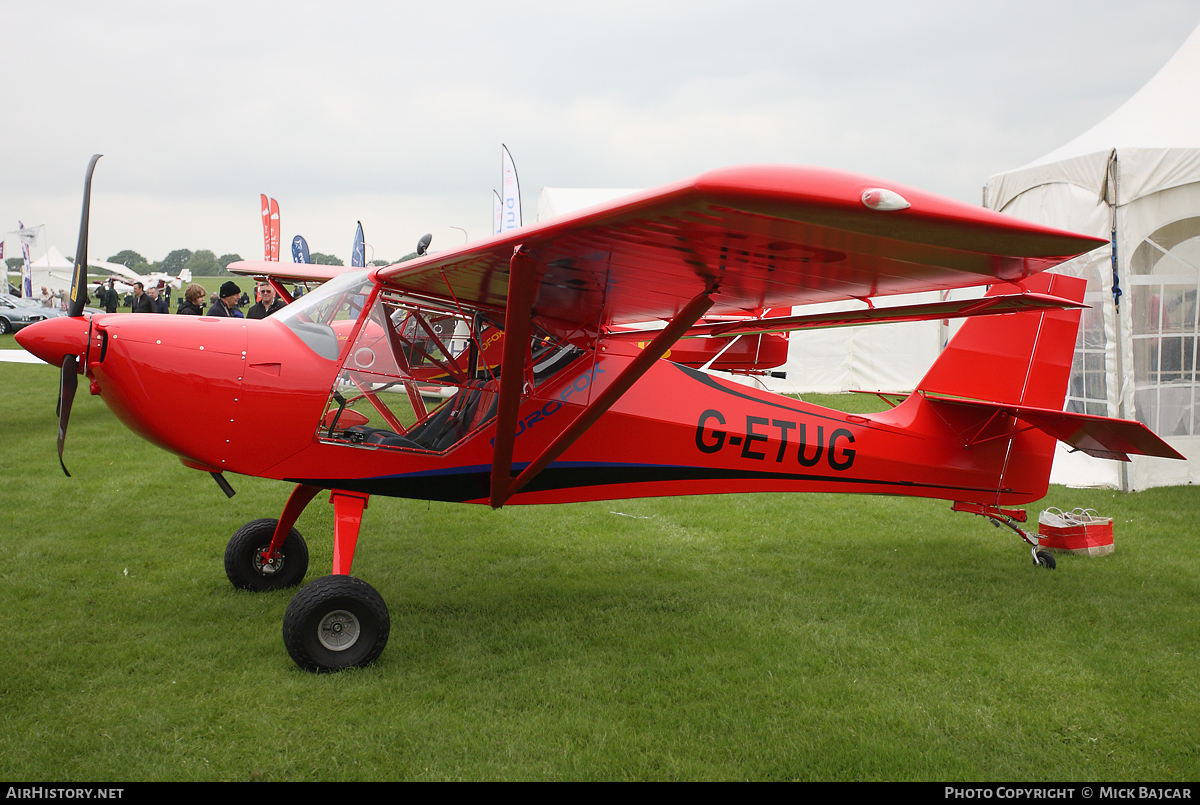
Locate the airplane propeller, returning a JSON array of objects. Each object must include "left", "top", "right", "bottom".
[
  {"left": 57, "top": 154, "right": 103, "bottom": 477},
  {"left": 58, "top": 356, "right": 78, "bottom": 477},
  {"left": 69, "top": 155, "right": 102, "bottom": 318}
]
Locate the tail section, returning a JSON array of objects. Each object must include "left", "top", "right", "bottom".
[{"left": 910, "top": 273, "right": 1180, "bottom": 505}]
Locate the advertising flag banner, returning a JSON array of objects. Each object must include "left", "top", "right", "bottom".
[
  {"left": 269, "top": 198, "right": 281, "bottom": 261},
  {"left": 16, "top": 223, "right": 39, "bottom": 248},
  {"left": 493, "top": 190, "right": 503, "bottom": 236},
  {"left": 292, "top": 235, "right": 310, "bottom": 264},
  {"left": 352, "top": 222, "right": 365, "bottom": 267},
  {"left": 18, "top": 222, "right": 38, "bottom": 297},
  {"left": 260, "top": 195, "right": 272, "bottom": 260},
  {"left": 501, "top": 145, "right": 521, "bottom": 232}
]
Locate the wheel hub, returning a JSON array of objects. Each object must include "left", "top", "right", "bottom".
[
  {"left": 318, "top": 609, "right": 361, "bottom": 651},
  {"left": 253, "top": 546, "right": 284, "bottom": 576}
]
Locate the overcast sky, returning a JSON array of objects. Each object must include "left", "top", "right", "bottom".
[{"left": 4, "top": 1, "right": 1200, "bottom": 269}]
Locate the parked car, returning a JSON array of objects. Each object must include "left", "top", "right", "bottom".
[{"left": 0, "top": 296, "right": 67, "bottom": 334}]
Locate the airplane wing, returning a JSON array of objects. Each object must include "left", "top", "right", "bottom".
[
  {"left": 375, "top": 165, "right": 1106, "bottom": 326},
  {"left": 369, "top": 164, "right": 1109, "bottom": 508},
  {"left": 227, "top": 261, "right": 352, "bottom": 284},
  {"left": 95, "top": 262, "right": 145, "bottom": 282}
]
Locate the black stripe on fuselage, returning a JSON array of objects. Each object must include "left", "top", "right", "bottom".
[{"left": 288, "top": 462, "right": 1007, "bottom": 504}]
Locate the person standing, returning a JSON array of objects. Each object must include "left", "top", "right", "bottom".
[
  {"left": 146, "top": 286, "right": 168, "bottom": 313},
  {"left": 149, "top": 283, "right": 170, "bottom": 314},
  {"left": 206, "top": 281, "right": 242, "bottom": 317},
  {"left": 157, "top": 282, "right": 172, "bottom": 313},
  {"left": 247, "top": 284, "right": 286, "bottom": 319},
  {"left": 178, "top": 284, "right": 207, "bottom": 315},
  {"left": 101, "top": 279, "right": 119, "bottom": 313},
  {"left": 130, "top": 282, "right": 154, "bottom": 313}
]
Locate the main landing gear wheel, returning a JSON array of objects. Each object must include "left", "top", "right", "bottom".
[
  {"left": 282, "top": 575, "right": 390, "bottom": 672},
  {"left": 224, "top": 518, "right": 309, "bottom": 591},
  {"left": 1034, "top": 549, "right": 1057, "bottom": 570}
]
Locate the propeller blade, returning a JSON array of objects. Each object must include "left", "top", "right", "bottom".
[
  {"left": 58, "top": 355, "right": 79, "bottom": 477},
  {"left": 68, "top": 154, "right": 103, "bottom": 318}
]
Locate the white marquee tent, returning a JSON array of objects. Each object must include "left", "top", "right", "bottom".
[
  {"left": 22, "top": 245, "right": 80, "bottom": 295},
  {"left": 4, "top": 242, "right": 148, "bottom": 299},
  {"left": 984, "top": 25, "right": 1200, "bottom": 491}
]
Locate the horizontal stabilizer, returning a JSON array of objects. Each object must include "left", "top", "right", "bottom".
[
  {"left": 608, "top": 291, "right": 1086, "bottom": 341},
  {"left": 926, "top": 396, "right": 1185, "bottom": 461}
]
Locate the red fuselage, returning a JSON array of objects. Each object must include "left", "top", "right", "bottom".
[{"left": 19, "top": 309, "right": 1051, "bottom": 508}]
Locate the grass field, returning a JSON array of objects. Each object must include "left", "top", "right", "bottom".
[{"left": 1, "top": 343, "right": 1197, "bottom": 781}]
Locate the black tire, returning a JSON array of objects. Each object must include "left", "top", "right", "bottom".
[
  {"left": 0, "top": 318, "right": 10, "bottom": 335},
  {"left": 282, "top": 575, "right": 391, "bottom": 672},
  {"left": 224, "top": 518, "right": 309, "bottom": 591},
  {"left": 1035, "top": 550, "right": 1057, "bottom": 570}
]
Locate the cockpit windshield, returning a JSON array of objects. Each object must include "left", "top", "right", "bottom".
[{"left": 273, "top": 270, "right": 373, "bottom": 361}]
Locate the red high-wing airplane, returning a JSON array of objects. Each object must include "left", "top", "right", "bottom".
[{"left": 18, "top": 157, "right": 1184, "bottom": 672}]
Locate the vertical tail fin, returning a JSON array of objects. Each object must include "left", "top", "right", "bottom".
[
  {"left": 917, "top": 273, "right": 1085, "bottom": 408},
  {"left": 914, "top": 272, "right": 1086, "bottom": 505}
]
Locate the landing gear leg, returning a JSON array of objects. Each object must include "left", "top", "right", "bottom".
[
  {"left": 952, "top": 501, "right": 1056, "bottom": 570},
  {"left": 282, "top": 489, "right": 391, "bottom": 671},
  {"left": 330, "top": 490, "right": 369, "bottom": 575},
  {"left": 224, "top": 484, "right": 323, "bottom": 591}
]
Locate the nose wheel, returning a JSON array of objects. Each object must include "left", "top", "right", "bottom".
[{"left": 282, "top": 575, "right": 390, "bottom": 672}]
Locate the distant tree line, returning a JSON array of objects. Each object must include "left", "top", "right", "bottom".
[
  {"left": 105, "top": 249, "right": 244, "bottom": 277},
  {"left": 5, "top": 249, "right": 396, "bottom": 278}
]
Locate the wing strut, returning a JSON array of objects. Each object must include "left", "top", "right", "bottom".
[
  {"left": 490, "top": 246, "right": 539, "bottom": 507},
  {"left": 490, "top": 273, "right": 716, "bottom": 508},
  {"left": 266, "top": 278, "right": 294, "bottom": 305}
]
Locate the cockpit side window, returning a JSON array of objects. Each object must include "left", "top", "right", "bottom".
[{"left": 317, "top": 290, "right": 585, "bottom": 453}]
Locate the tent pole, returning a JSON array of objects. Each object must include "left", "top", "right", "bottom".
[{"left": 1107, "top": 151, "right": 1131, "bottom": 493}]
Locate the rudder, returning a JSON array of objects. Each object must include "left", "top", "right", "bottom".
[{"left": 915, "top": 272, "right": 1085, "bottom": 505}]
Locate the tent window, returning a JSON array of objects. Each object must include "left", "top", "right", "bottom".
[{"left": 1129, "top": 218, "right": 1200, "bottom": 437}]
